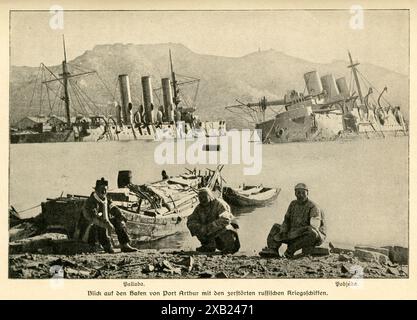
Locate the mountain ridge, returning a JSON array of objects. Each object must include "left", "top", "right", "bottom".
[{"left": 10, "top": 43, "right": 409, "bottom": 128}]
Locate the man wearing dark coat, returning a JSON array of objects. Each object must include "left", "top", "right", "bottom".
[{"left": 75, "top": 178, "right": 137, "bottom": 253}]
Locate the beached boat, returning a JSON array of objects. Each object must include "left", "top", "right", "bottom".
[
  {"left": 222, "top": 185, "right": 280, "bottom": 207},
  {"left": 38, "top": 166, "right": 225, "bottom": 243}
]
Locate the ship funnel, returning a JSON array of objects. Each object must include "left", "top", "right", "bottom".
[
  {"left": 336, "top": 77, "right": 349, "bottom": 97},
  {"left": 161, "top": 77, "right": 174, "bottom": 122},
  {"left": 320, "top": 74, "right": 340, "bottom": 98},
  {"left": 304, "top": 71, "right": 323, "bottom": 96},
  {"left": 118, "top": 74, "right": 132, "bottom": 124},
  {"left": 141, "top": 76, "right": 154, "bottom": 124}
]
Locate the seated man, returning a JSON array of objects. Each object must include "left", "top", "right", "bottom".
[
  {"left": 187, "top": 188, "right": 240, "bottom": 254},
  {"left": 75, "top": 178, "right": 137, "bottom": 253},
  {"left": 260, "top": 183, "right": 326, "bottom": 258}
]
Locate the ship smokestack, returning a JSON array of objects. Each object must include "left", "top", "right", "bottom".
[
  {"left": 336, "top": 77, "right": 349, "bottom": 97},
  {"left": 320, "top": 74, "right": 340, "bottom": 98},
  {"left": 304, "top": 71, "right": 323, "bottom": 96},
  {"left": 116, "top": 104, "right": 123, "bottom": 125},
  {"left": 161, "top": 77, "right": 174, "bottom": 122},
  {"left": 118, "top": 74, "right": 132, "bottom": 124},
  {"left": 141, "top": 76, "right": 154, "bottom": 124}
]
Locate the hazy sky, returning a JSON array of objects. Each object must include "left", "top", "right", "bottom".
[{"left": 11, "top": 10, "right": 409, "bottom": 74}]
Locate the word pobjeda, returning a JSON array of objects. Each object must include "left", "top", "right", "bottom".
[{"left": 154, "top": 129, "right": 262, "bottom": 175}]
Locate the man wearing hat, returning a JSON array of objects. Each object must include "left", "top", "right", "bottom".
[
  {"left": 74, "top": 177, "right": 137, "bottom": 253},
  {"left": 260, "top": 183, "right": 326, "bottom": 258}
]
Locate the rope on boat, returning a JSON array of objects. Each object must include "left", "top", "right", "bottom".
[
  {"left": 262, "top": 116, "right": 278, "bottom": 143},
  {"left": 11, "top": 203, "right": 41, "bottom": 215}
]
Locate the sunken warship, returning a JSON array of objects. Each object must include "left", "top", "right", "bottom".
[
  {"left": 226, "top": 52, "right": 408, "bottom": 143},
  {"left": 10, "top": 38, "right": 226, "bottom": 144}
]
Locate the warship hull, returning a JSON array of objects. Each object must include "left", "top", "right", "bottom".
[{"left": 256, "top": 106, "right": 407, "bottom": 144}]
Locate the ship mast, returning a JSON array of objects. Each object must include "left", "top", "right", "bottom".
[
  {"left": 169, "top": 49, "right": 180, "bottom": 109},
  {"left": 347, "top": 51, "right": 364, "bottom": 104},
  {"left": 62, "top": 35, "right": 71, "bottom": 127},
  {"left": 41, "top": 35, "right": 96, "bottom": 126}
]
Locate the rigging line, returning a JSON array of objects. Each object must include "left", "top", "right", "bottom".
[
  {"left": 154, "top": 91, "right": 162, "bottom": 106},
  {"left": 39, "top": 67, "right": 44, "bottom": 116},
  {"left": 28, "top": 64, "right": 42, "bottom": 112},
  {"left": 112, "top": 77, "right": 119, "bottom": 103},
  {"left": 357, "top": 70, "right": 392, "bottom": 106},
  {"left": 50, "top": 83, "right": 62, "bottom": 114},
  {"left": 69, "top": 80, "right": 88, "bottom": 115},
  {"left": 72, "top": 81, "right": 101, "bottom": 114},
  {"left": 69, "top": 80, "right": 89, "bottom": 115},
  {"left": 43, "top": 80, "right": 62, "bottom": 98},
  {"left": 43, "top": 66, "right": 53, "bottom": 113},
  {"left": 175, "top": 73, "right": 199, "bottom": 81},
  {"left": 193, "top": 80, "right": 200, "bottom": 109},
  {"left": 41, "top": 63, "right": 64, "bottom": 86},
  {"left": 68, "top": 63, "right": 89, "bottom": 73},
  {"left": 348, "top": 69, "right": 353, "bottom": 94},
  {"left": 72, "top": 81, "right": 94, "bottom": 115},
  {"left": 95, "top": 72, "right": 116, "bottom": 100},
  {"left": 66, "top": 85, "right": 84, "bottom": 116},
  {"left": 226, "top": 107, "right": 257, "bottom": 124}
]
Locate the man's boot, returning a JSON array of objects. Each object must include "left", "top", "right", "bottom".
[
  {"left": 259, "top": 246, "right": 280, "bottom": 258},
  {"left": 121, "top": 243, "right": 138, "bottom": 253},
  {"left": 196, "top": 245, "right": 216, "bottom": 253},
  {"left": 103, "top": 244, "right": 115, "bottom": 254}
]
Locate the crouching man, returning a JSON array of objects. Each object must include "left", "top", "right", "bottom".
[
  {"left": 187, "top": 188, "right": 240, "bottom": 254},
  {"left": 260, "top": 183, "right": 326, "bottom": 258},
  {"left": 75, "top": 178, "right": 138, "bottom": 253}
]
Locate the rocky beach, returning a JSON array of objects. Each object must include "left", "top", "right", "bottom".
[{"left": 9, "top": 233, "right": 408, "bottom": 279}]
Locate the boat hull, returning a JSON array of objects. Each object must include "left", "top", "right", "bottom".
[
  {"left": 10, "top": 121, "right": 227, "bottom": 144},
  {"left": 223, "top": 186, "right": 280, "bottom": 207},
  {"left": 40, "top": 195, "right": 198, "bottom": 243},
  {"left": 256, "top": 107, "right": 407, "bottom": 143},
  {"left": 10, "top": 130, "right": 76, "bottom": 144}
]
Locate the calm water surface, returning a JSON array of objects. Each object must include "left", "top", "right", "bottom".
[{"left": 10, "top": 137, "right": 408, "bottom": 253}]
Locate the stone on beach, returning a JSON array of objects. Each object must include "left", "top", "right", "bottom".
[
  {"left": 354, "top": 248, "right": 389, "bottom": 264},
  {"left": 354, "top": 245, "right": 390, "bottom": 256},
  {"left": 382, "top": 246, "right": 408, "bottom": 265}
]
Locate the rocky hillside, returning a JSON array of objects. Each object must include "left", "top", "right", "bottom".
[{"left": 10, "top": 43, "right": 409, "bottom": 128}]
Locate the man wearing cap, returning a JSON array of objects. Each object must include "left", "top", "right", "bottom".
[
  {"left": 187, "top": 188, "right": 240, "bottom": 254},
  {"left": 75, "top": 177, "right": 137, "bottom": 253},
  {"left": 260, "top": 183, "right": 326, "bottom": 258}
]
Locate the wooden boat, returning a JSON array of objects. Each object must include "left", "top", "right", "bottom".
[
  {"left": 39, "top": 166, "right": 225, "bottom": 242},
  {"left": 222, "top": 185, "right": 280, "bottom": 207}
]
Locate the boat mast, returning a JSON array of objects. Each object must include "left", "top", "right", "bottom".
[
  {"left": 169, "top": 49, "right": 180, "bottom": 109},
  {"left": 62, "top": 35, "right": 71, "bottom": 126},
  {"left": 347, "top": 51, "right": 364, "bottom": 104}
]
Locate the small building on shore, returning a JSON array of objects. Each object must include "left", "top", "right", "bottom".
[{"left": 15, "top": 115, "right": 49, "bottom": 131}]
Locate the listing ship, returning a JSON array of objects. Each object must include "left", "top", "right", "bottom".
[
  {"left": 10, "top": 38, "right": 227, "bottom": 144},
  {"left": 226, "top": 52, "right": 408, "bottom": 143}
]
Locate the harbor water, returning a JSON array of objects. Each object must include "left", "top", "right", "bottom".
[{"left": 9, "top": 136, "right": 408, "bottom": 254}]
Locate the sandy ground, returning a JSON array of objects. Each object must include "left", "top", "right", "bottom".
[{"left": 9, "top": 249, "right": 408, "bottom": 279}]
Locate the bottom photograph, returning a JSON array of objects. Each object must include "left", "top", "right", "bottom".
[{"left": 8, "top": 138, "right": 408, "bottom": 280}]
